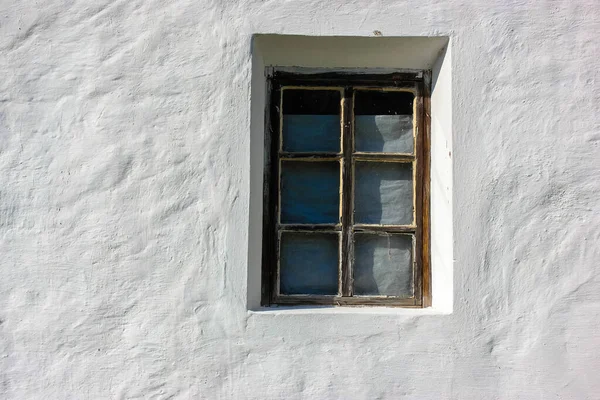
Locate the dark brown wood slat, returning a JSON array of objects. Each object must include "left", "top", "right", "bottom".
[
  {"left": 261, "top": 82, "right": 280, "bottom": 306},
  {"left": 413, "top": 82, "right": 424, "bottom": 307},
  {"left": 273, "top": 71, "right": 424, "bottom": 87},
  {"left": 273, "top": 295, "right": 419, "bottom": 307},
  {"left": 421, "top": 71, "right": 432, "bottom": 308},
  {"left": 353, "top": 225, "right": 416, "bottom": 233},
  {"left": 340, "top": 87, "right": 353, "bottom": 297},
  {"left": 353, "top": 153, "right": 414, "bottom": 162},
  {"left": 278, "top": 224, "right": 342, "bottom": 232},
  {"left": 279, "top": 152, "right": 341, "bottom": 160},
  {"left": 277, "top": 80, "right": 420, "bottom": 90}
]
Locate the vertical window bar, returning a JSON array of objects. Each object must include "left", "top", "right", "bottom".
[
  {"left": 263, "top": 82, "right": 281, "bottom": 305},
  {"left": 421, "top": 72, "right": 432, "bottom": 307},
  {"left": 414, "top": 83, "right": 424, "bottom": 306},
  {"left": 341, "top": 87, "right": 354, "bottom": 297}
]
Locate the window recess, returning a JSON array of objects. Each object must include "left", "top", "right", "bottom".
[{"left": 262, "top": 70, "right": 431, "bottom": 307}]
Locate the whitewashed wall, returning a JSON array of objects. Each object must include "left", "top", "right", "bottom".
[{"left": 1, "top": 0, "right": 599, "bottom": 398}]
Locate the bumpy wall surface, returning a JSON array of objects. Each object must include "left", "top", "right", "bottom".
[{"left": 1, "top": 0, "right": 599, "bottom": 398}]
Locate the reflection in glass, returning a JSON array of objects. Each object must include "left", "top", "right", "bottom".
[
  {"left": 355, "top": 115, "right": 413, "bottom": 153},
  {"left": 354, "top": 162, "right": 413, "bottom": 225},
  {"left": 354, "top": 233, "right": 413, "bottom": 297},
  {"left": 354, "top": 90, "right": 414, "bottom": 154}
]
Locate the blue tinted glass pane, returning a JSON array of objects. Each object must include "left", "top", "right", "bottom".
[
  {"left": 354, "top": 162, "right": 413, "bottom": 225},
  {"left": 354, "top": 233, "right": 413, "bottom": 297},
  {"left": 355, "top": 115, "right": 413, "bottom": 153},
  {"left": 283, "top": 115, "right": 340, "bottom": 152},
  {"left": 280, "top": 232, "right": 339, "bottom": 295},
  {"left": 281, "top": 161, "right": 340, "bottom": 224},
  {"left": 282, "top": 89, "right": 341, "bottom": 153}
]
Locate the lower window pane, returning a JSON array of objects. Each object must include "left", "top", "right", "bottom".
[
  {"left": 280, "top": 232, "right": 339, "bottom": 295},
  {"left": 353, "top": 233, "right": 414, "bottom": 297}
]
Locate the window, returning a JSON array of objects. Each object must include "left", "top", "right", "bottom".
[{"left": 261, "top": 69, "right": 431, "bottom": 307}]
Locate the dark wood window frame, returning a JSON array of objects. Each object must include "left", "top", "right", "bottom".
[{"left": 261, "top": 69, "right": 431, "bottom": 307}]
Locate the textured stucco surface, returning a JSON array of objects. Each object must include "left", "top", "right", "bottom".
[{"left": 1, "top": 0, "right": 599, "bottom": 399}]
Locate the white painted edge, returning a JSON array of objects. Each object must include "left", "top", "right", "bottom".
[
  {"left": 248, "top": 35, "right": 453, "bottom": 314},
  {"left": 248, "top": 306, "right": 452, "bottom": 316}
]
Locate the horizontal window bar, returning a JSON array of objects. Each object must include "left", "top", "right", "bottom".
[
  {"left": 273, "top": 295, "right": 421, "bottom": 307},
  {"left": 353, "top": 225, "right": 416, "bottom": 233},
  {"left": 273, "top": 72, "right": 424, "bottom": 84},
  {"left": 353, "top": 153, "right": 414, "bottom": 162},
  {"left": 280, "top": 86, "right": 343, "bottom": 91},
  {"left": 353, "top": 85, "right": 419, "bottom": 94},
  {"left": 280, "top": 152, "right": 341, "bottom": 160},
  {"left": 278, "top": 224, "right": 342, "bottom": 232},
  {"left": 277, "top": 81, "right": 420, "bottom": 90}
]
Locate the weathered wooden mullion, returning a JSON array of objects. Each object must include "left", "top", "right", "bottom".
[
  {"left": 353, "top": 153, "right": 414, "bottom": 162},
  {"left": 278, "top": 224, "right": 342, "bottom": 232},
  {"left": 340, "top": 87, "right": 354, "bottom": 297},
  {"left": 279, "top": 152, "right": 341, "bottom": 158},
  {"left": 276, "top": 80, "right": 419, "bottom": 90},
  {"left": 261, "top": 82, "right": 280, "bottom": 306},
  {"left": 421, "top": 71, "right": 432, "bottom": 307},
  {"left": 413, "top": 84, "right": 424, "bottom": 307},
  {"left": 279, "top": 154, "right": 341, "bottom": 161},
  {"left": 273, "top": 295, "right": 419, "bottom": 307},
  {"left": 353, "top": 225, "right": 416, "bottom": 234},
  {"left": 273, "top": 71, "right": 423, "bottom": 87}
]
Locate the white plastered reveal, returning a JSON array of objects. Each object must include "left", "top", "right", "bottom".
[
  {"left": 248, "top": 35, "right": 453, "bottom": 313},
  {"left": 1, "top": 1, "right": 599, "bottom": 398}
]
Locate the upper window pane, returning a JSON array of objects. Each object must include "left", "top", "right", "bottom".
[
  {"left": 282, "top": 89, "right": 341, "bottom": 153},
  {"left": 354, "top": 91, "right": 414, "bottom": 154}
]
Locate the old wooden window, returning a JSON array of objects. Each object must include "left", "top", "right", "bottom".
[{"left": 262, "top": 70, "right": 431, "bottom": 307}]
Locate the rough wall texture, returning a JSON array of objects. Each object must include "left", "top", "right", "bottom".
[{"left": 0, "top": 0, "right": 599, "bottom": 398}]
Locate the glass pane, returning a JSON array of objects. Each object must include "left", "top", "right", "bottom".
[
  {"left": 280, "top": 232, "right": 339, "bottom": 295},
  {"left": 353, "top": 233, "right": 413, "bottom": 297},
  {"left": 354, "top": 162, "right": 413, "bottom": 225},
  {"left": 281, "top": 161, "right": 340, "bottom": 224},
  {"left": 283, "top": 115, "right": 340, "bottom": 153},
  {"left": 355, "top": 115, "right": 413, "bottom": 153},
  {"left": 354, "top": 90, "right": 414, "bottom": 153},
  {"left": 282, "top": 89, "right": 341, "bottom": 153}
]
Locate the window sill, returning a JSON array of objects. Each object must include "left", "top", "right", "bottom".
[{"left": 248, "top": 305, "right": 451, "bottom": 316}]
